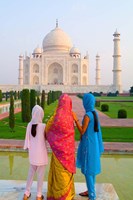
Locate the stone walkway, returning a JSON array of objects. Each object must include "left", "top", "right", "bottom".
[
  {"left": 0, "top": 181, "right": 119, "bottom": 200},
  {"left": 0, "top": 139, "right": 133, "bottom": 154}
]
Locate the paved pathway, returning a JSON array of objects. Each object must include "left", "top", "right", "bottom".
[
  {"left": 71, "top": 95, "right": 133, "bottom": 127},
  {"left": 0, "top": 139, "right": 133, "bottom": 153}
]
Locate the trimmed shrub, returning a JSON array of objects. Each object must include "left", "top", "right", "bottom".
[
  {"left": 18, "top": 91, "right": 20, "bottom": 99},
  {"left": 101, "top": 104, "right": 109, "bottom": 112},
  {"left": 47, "top": 91, "right": 52, "bottom": 105},
  {"left": 77, "top": 94, "right": 83, "bottom": 99},
  {"left": 37, "top": 96, "right": 41, "bottom": 106},
  {"left": 41, "top": 90, "right": 45, "bottom": 110},
  {"left": 30, "top": 89, "right": 36, "bottom": 112},
  {"left": 95, "top": 100, "right": 100, "bottom": 107},
  {"left": 21, "top": 89, "right": 30, "bottom": 122},
  {"left": 6, "top": 92, "right": 9, "bottom": 101},
  {"left": 14, "top": 91, "right": 17, "bottom": 100},
  {"left": 0, "top": 90, "right": 2, "bottom": 102},
  {"left": 92, "top": 92, "right": 101, "bottom": 96},
  {"left": 9, "top": 92, "right": 15, "bottom": 132},
  {"left": 129, "top": 86, "right": 133, "bottom": 96},
  {"left": 118, "top": 109, "right": 127, "bottom": 118}
]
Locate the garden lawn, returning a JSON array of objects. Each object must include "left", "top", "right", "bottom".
[
  {"left": 74, "top": 127, "right": 133, "bottom": 142},
  {"left": 0, "top": 101, "right": 58, "bottom": 140},
  {"left": 1, "top": 118, "right": 133, "bottom": 142},
  {"left": 96, "top": 101, "right": 133, "bottom": 118},
  {"left": 0, "top": 99, "right": 133, "bottom": 142},
  {"left": 101, "top": 127, "right": 133, "bottom": 142},
  {"left": 96, "top": 96, "right": 133, "bottom": 100}
]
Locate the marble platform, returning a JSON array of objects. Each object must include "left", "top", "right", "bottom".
[{"left": 0, "top": 180, "right": 119, "bottom": 200}]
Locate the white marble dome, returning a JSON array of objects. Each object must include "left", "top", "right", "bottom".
[
  {"left": 33, "top": 47, "right": 42, "bottom": 54},
  {"left": 42, "top": 26, "right": 73, "bottom": 52},
  {"left": 70, "top": 46, "right": 80, "bottom": 54}
]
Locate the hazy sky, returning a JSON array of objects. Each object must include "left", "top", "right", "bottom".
[{"left": 0, "top": 0, "right": 133, "bottom": 91}]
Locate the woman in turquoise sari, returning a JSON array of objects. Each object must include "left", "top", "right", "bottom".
[{"left": 73, "top": 93, "right": 104, "bottom": 200}]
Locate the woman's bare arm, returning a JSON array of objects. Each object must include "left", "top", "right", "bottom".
[{"left": 72, "top": 112, "right": 90, "bottom": 135}]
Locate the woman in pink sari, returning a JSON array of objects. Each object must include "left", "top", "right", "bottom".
[{"left": 46, "top": 94, "right": 76, "bottom": 200}]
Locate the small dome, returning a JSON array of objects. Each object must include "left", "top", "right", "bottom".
[
  {"left": 84, "top": 55, "right": 88, "bottom": 59},
  {"left": 70, "top": 46, "right": 80, "bottom": 54},
  {"left": 42, "top": 26, "right": 73, "bottom": 52},
  {"left": 33, "top": 47, "right": 42, "bottom": 54}
]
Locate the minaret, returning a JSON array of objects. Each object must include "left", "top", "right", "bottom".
[
  {"left": 96, "top": 53, "right": 101, "bottom": 85},
  {"left": 18, "top": 54, "right": 24, "bottom": 85},
  {"left": 56, "top": 19, "right": 58, "bottom": 28},
  {"left": 112, "top": 30, "right": 122, "bottom": 93}
]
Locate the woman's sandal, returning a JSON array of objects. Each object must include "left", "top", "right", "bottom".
[
  {"left": 79, "top": 191, "right": 88, "bottom": 196},
  {"left": 23, "top": 193, "right": 31, "bottom": 200},
  {"left": 36, "top": 195, "right": 44, "bottom": 200}
]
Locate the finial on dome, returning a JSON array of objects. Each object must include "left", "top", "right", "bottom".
[
  {"left": 96, "top": 52, "right": 99, "bottom": 57},
  {"left": 56, "top": 19, "right": 58, "bottom": 28}
]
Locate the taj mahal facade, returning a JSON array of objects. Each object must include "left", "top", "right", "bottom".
[{"left": 0, "top": 21, "right": 122, "bottom": 93}]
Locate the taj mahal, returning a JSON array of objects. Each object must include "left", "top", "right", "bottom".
[{"left": 1, "top": 21, "right": 122, "bottom": 93}]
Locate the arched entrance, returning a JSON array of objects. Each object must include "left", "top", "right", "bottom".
[
  {"left": 48, "top": 63, "right": 63, "bottom": 84},
  {"left": 71, "top": 75, "right": 78, "bottom": 85},
  {"left": 33, "top": 75, "right": 39, "bottom": 85}
]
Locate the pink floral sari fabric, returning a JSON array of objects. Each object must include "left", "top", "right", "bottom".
[{"left": 46, "top": 94, "right": 76, "bottom": 173}]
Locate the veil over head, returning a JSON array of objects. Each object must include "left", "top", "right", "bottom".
[
  {"left": 83, "top": 93, "right": 95, "bottom": 112},
  {"left": 46, "top": 93, "right": 76, "bottom": 173},
  {"left": 31, "top": 105, "right": 44, "bottom": 124}
]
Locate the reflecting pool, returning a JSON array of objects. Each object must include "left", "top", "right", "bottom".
[
  {"left": 0, "top": 101, "right": 21, "bottom": 114},
  {"left": 0, "top": 151, "right": 133, "bottom": 200}
]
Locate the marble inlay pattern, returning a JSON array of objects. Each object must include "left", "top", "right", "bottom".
[{"left": 0, "top": 180, "right": 119, "bottom": 200}]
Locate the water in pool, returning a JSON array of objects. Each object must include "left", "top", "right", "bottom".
[{"left": 0, "top": 151, "right": 133, "bottom": 200}]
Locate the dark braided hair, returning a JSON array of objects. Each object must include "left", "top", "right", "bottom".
[
  {"left": 31, "top": 124, "right": 38, "bottom": 137},
  {"left": 92, "top": 111, "right": 99, "bottom": 132}
]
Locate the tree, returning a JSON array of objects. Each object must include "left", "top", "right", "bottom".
[
  {"left": 47, "top": 91, "right": 53, "bottom": 105},
  {"left": 0, "top": 90, "right": 2, "bottom": 102},
  {"left": 9, "top": 92, "right": 15, "bottom": 132},
  {"left": 47, "top": 91, "right": 50, "bottom": 105},
  {"left": 30, "top": 89, "right": 36, "bottom": 112},
  {"left": 14, "top": 91, "right": 17, "bottom": 100},
  {"left": 21, "top": 89, "right": 30, "bottom": 122},
  {"left": 37, "top": 96, "right": 41, "bottom": 106},
  {"left": 6, "top": 92, "right": 8, "bottom": 101},
  {"left": 18, "top": 91, "right": 20, "bottom": 99},
  {"left": 41, "top": 90, "right": 45, "bottom": 110},
  {"left": 129, "top": 86, "right": 133, "bottom": 96}
]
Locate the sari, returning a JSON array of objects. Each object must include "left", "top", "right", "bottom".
[
  {"left": 76, "top": 93, "right": 104, "bottom": 175},
  {"left": 46, "top": 94, "right": 76, "bottom": 200}
]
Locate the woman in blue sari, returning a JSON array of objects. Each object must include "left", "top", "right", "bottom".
[{"left": 73, "top": 93, "right": 104, "bottom": 200}]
